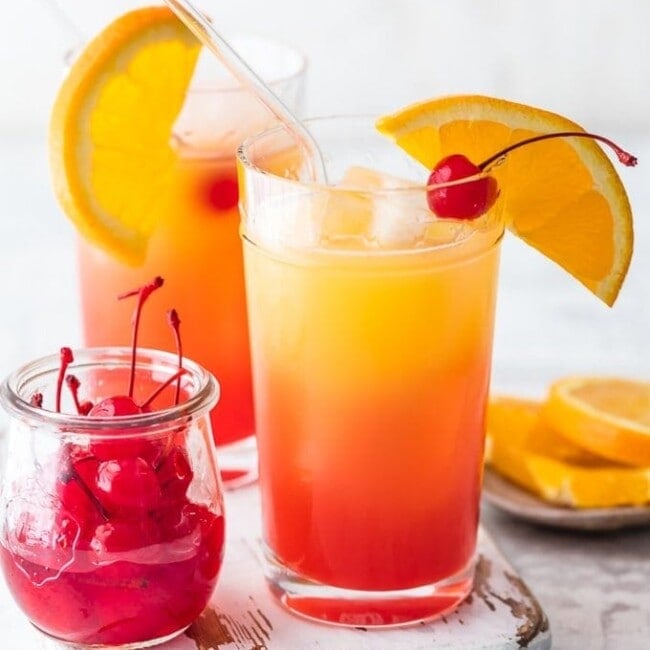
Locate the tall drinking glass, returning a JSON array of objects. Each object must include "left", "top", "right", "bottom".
[
  {"left": 77, "top": 36, "right": 306, "bottom": 488},
  {"left": 238, "top": 116, "right": 503, "bottom": 626}
]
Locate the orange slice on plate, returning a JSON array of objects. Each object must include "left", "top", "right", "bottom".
[
  {"left": 486, "top": 396, "right": 650, "bottom": 508},
  {"left": 50, "top": 6, "right": 201, "bottom": 264},
  {"left": 542, "top": 377, "right": 650, "bottom": 467},
  {"left": 376, "top": 95, "right": 634, "bottom": 306}
]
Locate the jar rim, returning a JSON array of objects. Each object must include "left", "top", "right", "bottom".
[{"left": 0, "top": 347, "right": 220, "bottom": 436}]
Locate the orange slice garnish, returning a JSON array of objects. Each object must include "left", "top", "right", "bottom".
[
  {"left": 376, "top": 95, "right": 634, "bottom": 305},
  {"left": 486, "top": 396, "right": 650, "bottom": 508},
  {"left": 50, "top": 6, "right": 201, "bottom": 264}
]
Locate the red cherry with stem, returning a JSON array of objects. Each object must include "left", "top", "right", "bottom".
[
  {"left": 56, "top": 347, "right": 74, "bottom": 413},
  {"left": 59, "top": 450, "right": 110, "bottom": 522},
  {"left": 87, "top": 394, "right": 146, "bottom": 465},
  {"left": 118, "top": 276, "right": 164, "bottom": 398},
  {"left": 428, "top": 154, "right": 499, "bottom": 220},
  {"left": 427, "top": 131, "right": 638, "bottom": 220},
  {"left": 58, "top": 467, "right": 104, "bottom": 546},
  {"left": 167, "top": 309, "right": 183, "bottom": 405}
]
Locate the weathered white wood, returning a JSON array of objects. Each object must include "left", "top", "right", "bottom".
[{"left": 2, "top": 484, "right": 550, "bottom": 650}]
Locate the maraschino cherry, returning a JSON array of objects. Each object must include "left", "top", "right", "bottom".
[
  {"left": 12, "top": 276, "right": 224, "bottom": 647},
  {"left": 204, "top": 175, "right": 239, "bottom": 212},
  {"left": 427, "top": 131, "right": 638, "bottom": 220}
]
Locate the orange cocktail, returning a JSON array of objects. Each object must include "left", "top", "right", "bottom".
[
  {"left": 76, "top": 39, "right": 305, "bottom": 486},
  {"left": 238, "top": 117, "right": 503, "bottom": 626}
]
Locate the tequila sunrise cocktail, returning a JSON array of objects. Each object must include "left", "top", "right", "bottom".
[
  {"left": 75, "top": 35, "right": 305, "bottom": 487},
  {"left": 238, "top": 117, "right": 503, "bottom": 625}
]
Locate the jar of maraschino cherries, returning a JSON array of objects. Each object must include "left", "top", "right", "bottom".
[{"left": 0, "top": 278, "right": 224, "bottom": 648}]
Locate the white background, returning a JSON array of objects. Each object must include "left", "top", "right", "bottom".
[{"left": 2, "top": 0, "right": 650, "bottom": 132}]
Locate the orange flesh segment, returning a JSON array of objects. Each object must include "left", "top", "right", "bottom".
[
  {"left": 486, "top": 396, "right": 650, "bottom": 508},
  {"left": 376, "top": 95, "right": 634, "bottom": 306},
  {"left": 49, "top": 6, "right": 201, "bottom": 264}
]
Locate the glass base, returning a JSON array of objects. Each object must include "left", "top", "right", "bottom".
[
  {"left": 35, "top": 624, "right": 188, "bottom": 649},
  {"left": 263, "top": 545, "right": 475, "bottom": 628},
  {"left": 217, "top": 435, "right": 258, "bottom": 490}
]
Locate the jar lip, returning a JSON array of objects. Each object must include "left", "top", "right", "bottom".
[{"left": 0, "top": 347, "right": 220, "bottom": 435}]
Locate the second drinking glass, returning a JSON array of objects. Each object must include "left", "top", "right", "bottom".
[{"left": 77, "top": 36, "right": 306, "bottom": 488}]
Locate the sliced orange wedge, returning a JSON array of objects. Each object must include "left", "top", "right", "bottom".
[
  {"left": 486, "top": 396, "right": 650, "bottom": 508},
  {"left": 376, "top": 95, "right": 634, "bottom": 306},
  {"left": 50, "top": 6, "right": 201, "bottom": 264},
  {"left": 542, "top": 377, "right": 650, "bottom": 467}
]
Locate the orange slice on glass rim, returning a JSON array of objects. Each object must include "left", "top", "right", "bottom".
[
  {"left": 376, "top": 95, "right": 634, "bottom": 306},
  {"left": 49, "top": 6, "right": 201, "bottom": 265}
]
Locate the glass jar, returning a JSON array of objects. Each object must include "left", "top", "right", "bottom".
[{"left": 0, "top": 347, "right": 223, "bottom": 648}]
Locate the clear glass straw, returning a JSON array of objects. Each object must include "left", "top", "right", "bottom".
[
  {"left": 163, "top": 0, "right": 326, "bottom": 182},
  {"left": 39, "top": 0, "right": 85, "bottom": 66}
]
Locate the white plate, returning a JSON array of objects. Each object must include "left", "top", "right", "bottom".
[{"left": 482, "top": 467, "right": 650, "bottom": 531}]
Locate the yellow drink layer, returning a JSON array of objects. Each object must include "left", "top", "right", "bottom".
[{"left": 242, "top": 172, "right": 503, "bottom": 589}]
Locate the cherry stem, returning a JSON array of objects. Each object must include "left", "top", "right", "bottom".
[
  {"left": 65, "top": 374, "right": 93, "bottom": 415},
  {"left": 61, "top": 458, "right": 109, "bottom": 522},
  {"left": 478, "top": 131, "right": 638, "bottom": 171},
  {"left": 65, "top": 375, "right": 83, "bottom": 415},
  {"left": 56, "top": 348, "right": 74, "bottom": 413},
  {"left": 139, "top": 368, "right": 188, "bottom": 411},
  {"left": 167, "top": 309, "right": 183, "bottom": 406},
  {"left": 118, "top": 277, "right": 164, "bottom": 398}
]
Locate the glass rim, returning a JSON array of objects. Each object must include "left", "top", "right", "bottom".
[
  {"left": 236, "top": 114, "right": 497, "bottom": 196},
  {"left": 188, "top": 32, "right": 307, "bottom": 95},
  {"left": 0, "top": 347, "right": 220, "bottom": 435}
]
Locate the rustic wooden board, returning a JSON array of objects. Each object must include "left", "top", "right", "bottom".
[{"left": 0, "top": 483, "right": 551, "bottom": 649}]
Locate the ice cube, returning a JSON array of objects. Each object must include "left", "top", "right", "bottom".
[
  {"left": 246, "top": 193, "right": 321, "bottom": 249},
  {"left": 339, "top": 167, "right": 431, "bottom": 248}
]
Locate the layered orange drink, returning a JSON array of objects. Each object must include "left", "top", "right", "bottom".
[
  {"left": 238, "top": 117, "right": 503, "bottom": 624},
  {"left": 49, "top": 8, "right": 305, "bottom": 486},
  {"left": 239, "top": 92, "right": 634, "bottom": 624}
]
